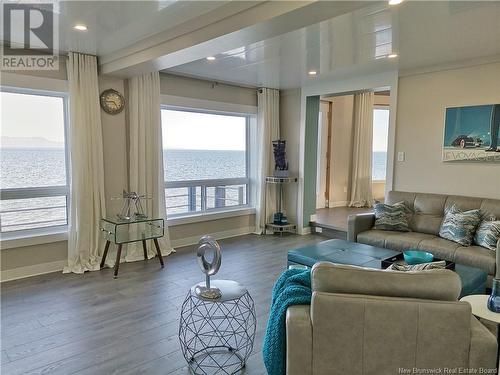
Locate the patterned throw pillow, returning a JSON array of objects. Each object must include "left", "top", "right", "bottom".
[
  {"left": 439, "top": 205, "right": 481, "bottom": 246},
  {"left": 373, "top": 202, "right": 412, "bottom": 232},
  {"left": 474, "top": 219, "right": 500, "bottom": 251}
]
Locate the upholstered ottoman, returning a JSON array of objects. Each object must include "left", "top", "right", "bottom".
[{"left": 287, "top": 239, "right": 487, "bottom": 298}]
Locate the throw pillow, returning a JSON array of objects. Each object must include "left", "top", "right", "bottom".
[
  {"left": 439, "top": 205, "right": 481, "bottom": 246},
  {"left": 373, "top": 202, "right": 412, "bottom": 232},
  {"left": 474, "top": 219, "right": 500, "bottom": 251}
]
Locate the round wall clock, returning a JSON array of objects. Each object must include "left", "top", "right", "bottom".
[{"left": 100, "top": 89, "right": 125, "bottom": 115}]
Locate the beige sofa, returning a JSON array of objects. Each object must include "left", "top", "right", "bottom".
[
  {"left": 348, "top": 191, "right": 500, "bottom": 278},
  {"left": 286, "top": 263, "right": 497, "bottom": 375}
]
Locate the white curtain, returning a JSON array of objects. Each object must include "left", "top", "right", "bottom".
[
  {"left": 349, "top": 91, "right": 374, "bottom": 208},
  {"left": 126, "top": 72, "right": 173, "bottom": 261},
  {"left": 64, "top": 52, "right": 106, "bottom": 274},
  {"left": 255, "top": 88, "right": 280, "bottom": 233}
]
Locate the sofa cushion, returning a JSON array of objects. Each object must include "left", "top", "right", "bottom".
[
  {"left": 417, "top": 237, "right": 461, "bottom": 262},
  {"left": 384, "top": 232, "right": 436, "bottom": 252},
  {"left": 410, "top": 194, "right": 447, "bottom": 235},
  {"left": 357, "top": 230, "right": 400, "bottom": 248},
  {"left": 480, "top": 199, "right": 500, "bottom": 221},
  {"left": 373, "top": 202, "right": 412, "bottom": 232},
  {"left": 454, "top": 246, "right": 496, "bottom": 275},
  {"left": 439, "top": 205, "right": 481, "bottom": 246},
  {"left": 445, "top": 196, "right": 485, "bottom": 214},
  {"left": 385, "top": 191, "right": 416, "bottom": 210}
]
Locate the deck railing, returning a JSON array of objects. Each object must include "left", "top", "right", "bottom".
[
  {"left": 165, "top": 177, "right": 248, "bottom": 217},
  {"left": 0, "top": 186, "right": 69, "bottom": 233}
]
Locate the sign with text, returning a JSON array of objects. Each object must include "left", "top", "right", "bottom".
[{"left": 1, "top": 2, "right": 59, "bottom": 70}]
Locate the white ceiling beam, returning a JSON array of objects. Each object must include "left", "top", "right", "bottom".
[{"left": 100, "top": 1, "right": 373, "bottom": 77}]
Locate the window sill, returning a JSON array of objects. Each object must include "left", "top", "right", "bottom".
[
  {"left": 372, "top": 180, "right": 386, "bottom": 183},
  {"left": 167, "top": 207, "right": 256, "bottom": 226},
  {"left": 0, "top": 228, "right": 68, "bottom": 250}
]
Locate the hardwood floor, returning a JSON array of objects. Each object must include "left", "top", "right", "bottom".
[{"left": 1, "top": 233, "right": 326, "bottom": 375}]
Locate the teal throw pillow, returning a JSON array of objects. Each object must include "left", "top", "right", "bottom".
[
  {"left": 439, "top": 204, "right": 481, "bottom": 246},
  {"left": 373, "top": 202, "right": 412, "bottom": 232},
  {"left": 474, "top": 219, "right": 500, "bottom": 251}
]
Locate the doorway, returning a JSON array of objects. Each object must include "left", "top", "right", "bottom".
[{"left": 313, "top": 90, "right": 391, "bottom": 234}]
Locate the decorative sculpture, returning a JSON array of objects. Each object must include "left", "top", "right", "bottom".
[
  {"left": 194, "top": 235, "right": 222, "bottom": 299},
  {"left": 272, "top": 139, "right": 289, "bottom": 177},
  {"left": 114, "top": 190, "right": 149, "bottom": 220}
]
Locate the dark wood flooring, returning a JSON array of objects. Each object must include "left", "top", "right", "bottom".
[{"left": 1, "top": 233, "right": 326, "bottom": 375}]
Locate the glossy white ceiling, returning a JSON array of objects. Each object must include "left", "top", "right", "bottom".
[
  {"left": 166, "top": 1, "right": 500, "bottom": 89},
  {"left": 2, "top": 1, "right": 229, "bottom": 55}
]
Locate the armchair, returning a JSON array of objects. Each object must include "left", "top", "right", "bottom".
[{"left": 286, "top": 263, "right": 497, "bottom": 375}]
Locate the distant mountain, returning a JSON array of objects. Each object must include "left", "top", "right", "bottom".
[{"left": 1, "top": 136, "right": 64, "bottom": 149}]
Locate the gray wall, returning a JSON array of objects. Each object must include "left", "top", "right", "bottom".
[{"left": 394, "top": 62, "right": 500, "bottom": 199}]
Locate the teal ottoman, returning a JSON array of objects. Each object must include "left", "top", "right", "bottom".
[
  {"left": 287, "top": 239, "right": 487, "bottom": 298},
  {"left": 455, "top": 264, "right": 487, "bottom": 298}
]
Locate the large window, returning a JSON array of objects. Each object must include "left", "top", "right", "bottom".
[
  {"left": 161, "top": 107, "right": 249, "bottom": 217},
  {"left": 372, "top": 108, "right": 389, "bottom": 181},
  {"left": 0, "top": 89, "right": 69, "bottom": 235}
]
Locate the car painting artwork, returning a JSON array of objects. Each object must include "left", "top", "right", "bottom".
[{"left": 443, "top": 104, "right": 500, "bottom": 162}]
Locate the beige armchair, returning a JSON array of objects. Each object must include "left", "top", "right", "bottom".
[{"left": 286, "top": 263, "right": 497, "bottom": 375}]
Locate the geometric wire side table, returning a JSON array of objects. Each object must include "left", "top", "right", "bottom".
[
  {"left": 179, "top": 280, "right": 256, "bottom": 375},
  {"left": 99, "top": 217, "right": 165, "bottom": 278}
]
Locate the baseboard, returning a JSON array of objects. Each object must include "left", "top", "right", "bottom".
[
  {"left": 1, "top": 260, "right": 66, "bottom": 282},
  {"left": 329, "top": 201, "right": 348, "bottom": 208},
  {"left": 1, "top": 228, "right": 255, "bottom": 281},
  {"left": 170, "top": 226, "right": 255, "bottom": 249},
  {"left": 298, "top": 227, "right": 311, "bottom": 235}
]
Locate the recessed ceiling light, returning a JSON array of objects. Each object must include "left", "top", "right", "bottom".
[
  {"left": 388, "top": 0, "right": 404, "bottom": 5},
  {"left": 206, "top": 56, "right": 216, "bottom": 61},
  {"left": 73, "top": 24, "right": 88, "bottom": 31},
  {"left": 308, "top": 70, "right": 317, "bottom": 76},
  {"left": 387, "top": 53, "right": 398, "bottom": 58}
]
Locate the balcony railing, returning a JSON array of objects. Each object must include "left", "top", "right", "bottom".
[
  {"left": 165, "top": 177, "right": 248, "bottom": 217},
  {"left": 0, "top": 186, "right": 69, "bottom": 233}
]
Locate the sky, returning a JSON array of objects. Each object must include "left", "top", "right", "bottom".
[
  {"left": 1, "top": 92, "right": 65, "bottom": 144},
  {"left": 161, "top": 109, "right": 246, "bottom": 150},
  {"left": 373, "top": 108, "right": 389, "bottom": 152}
]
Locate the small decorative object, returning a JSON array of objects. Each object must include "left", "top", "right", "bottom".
[
  {"left": 100, "top": 88, "right": 125, "bottom": 115},
  {"left": 443, "top": 104, "right": 500, "bottom": 162},
  {"left": 403, "top": 250, "right": 434, "bottom": 265},
  {"left": 488, "top": 279, "right": 500, "bottom": 312},
  {"left": 272, "top": 139, "right": 289, "bottom": 177},
  {"left": 273, "top": 212, "right": 288, "bottom": 225},
  {"left": 114, "top": 190, "right": 149, "bottom": 220},
  {"left": 194, "top": 235, "right": 222, "bottom": 299}
]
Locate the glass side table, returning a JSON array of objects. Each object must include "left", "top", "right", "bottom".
[{"left": 99, "top": 217, "right": 165, "bottom": 278}]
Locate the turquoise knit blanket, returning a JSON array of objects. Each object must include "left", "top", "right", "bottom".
[{"left": 262, "top": 268, "right": 312, "bottom": 375}]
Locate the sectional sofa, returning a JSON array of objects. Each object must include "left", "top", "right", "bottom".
[{"left": 348, "top": 191, "right": 500, "bottom": 279}]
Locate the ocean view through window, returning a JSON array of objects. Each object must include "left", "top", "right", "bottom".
[
  {"left": 373, "top": 108, "right": 389, "bottom": 181},
  {"left": 161, "top": 107, "right": 249, "bottom": 217},
  {"left": 0, "top": 89, "right": 69, "bottom": 235}
]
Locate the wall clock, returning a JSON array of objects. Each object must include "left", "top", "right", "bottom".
[{"left": 100, "top": 89, "right": 125, "bottom": 115}]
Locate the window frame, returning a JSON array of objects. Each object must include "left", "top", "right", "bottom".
[
  {"left": 0, "top": 86, "right": 70, "bottom": 239},
  {"left": 372, "top": 105, "right": 390, "bottom": 183},
  {"left": 160, "top": 105, "right": 252, "bottom": 219}
]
